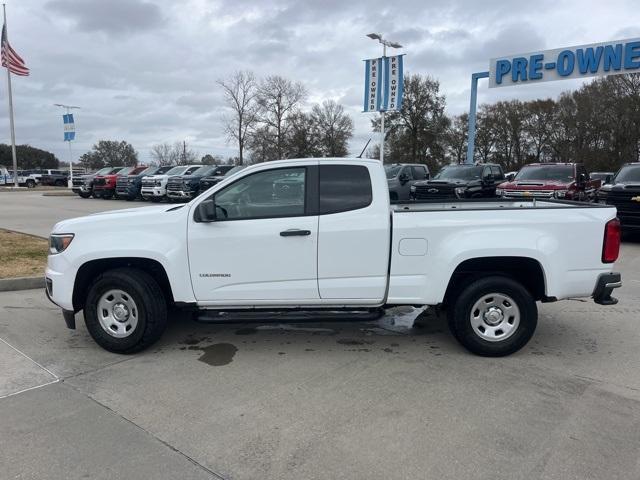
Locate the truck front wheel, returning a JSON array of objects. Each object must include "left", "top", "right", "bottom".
[
  {"left": 84, "top": 268, "right": 168, "bottom": 353},
  {"left": 448, "top": 276, "right": 537, "bottom": 357}
]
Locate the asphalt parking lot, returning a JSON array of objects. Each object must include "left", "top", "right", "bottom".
[{"left": 1, "top": 191, "right": 640, "bottom": 479}]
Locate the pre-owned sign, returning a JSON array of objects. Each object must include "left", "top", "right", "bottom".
[{"left": 489, "top": 38, "right": 640, "bottom": 88}]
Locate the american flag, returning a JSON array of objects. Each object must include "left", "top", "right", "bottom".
[{"left": 1, "top": 21, "right": 29, "bottom": 76}]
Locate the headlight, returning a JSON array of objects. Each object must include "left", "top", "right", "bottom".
[
  {"left": 410, "top": 185, "right": 416, "bottom": 192},
  {"left": 495, "top": 188, "right": 503, "bottom": 196},
  {"left": 49, "top": 234, "right": 74, "bottom": 254},
  {"left": 554, "top": 190, "right": 568, "bottom": 198},
  {"left": 155, "top": 180, "right": 162, "bottom": 186},
  {"left": 455, "top": 187, "right": 466, "bottom": 197}
]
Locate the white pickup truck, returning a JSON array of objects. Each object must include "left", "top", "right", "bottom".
[{"left": 45, "top": 158, "right": 622, "bottom": 356}]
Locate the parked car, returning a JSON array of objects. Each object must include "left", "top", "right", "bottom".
[
  {"left": 410, "top": 163, "right": 504, "bottom": 200},
  {"left": 94, "top": 166, "right": 147, "bottom": 199},
  {"left": 39, "top": 170, "right": 69, "bottom": 187},
  {"left": 46, "top": 158, "right": 621, "bottom": 357},
  {"left": 140, "top": 165, "right": 201, "bottom": 202},
  {"left": 116, "top": 165, "right": 174, "bottom": 201},
  {"left": 591, "top": 171, "right": 615, "bottom": 185},
  {"left": 74, "top": 167, "right": 124, "bottom": 198},
  {"left": 198, "top": 165, "right": 237, "bottom": 192},
  {"left": 597, "top": 163, "right": 640, "bottom": 231},
  {"left": 384, "top": 163, "right": 430, "bottom": 201},
  {"left": 497, "top": 163, "right": 599, "bottom": 201},
  {"left": 166, "top": 165, "right": 220, "bottom": 201}
]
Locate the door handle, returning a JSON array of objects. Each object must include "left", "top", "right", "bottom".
[{"left": 280, "top": 229, "right": 311, "bottom": 237}]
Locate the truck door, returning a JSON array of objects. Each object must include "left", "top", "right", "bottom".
[
  {"left": 188, "top": 164, "right": 319, "bottom": 303},
  {"left": 317, "top": 164, "right": 390, "bottom": 301}
]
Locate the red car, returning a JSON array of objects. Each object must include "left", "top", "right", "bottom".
[
  {"left": 496, "top": 163, "right": 600, "bottom": 201},
  {"left": 93, "top": 166, "right": 147, "bottom": 199}
]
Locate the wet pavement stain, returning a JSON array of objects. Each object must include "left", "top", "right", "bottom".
[{"left": 196, "top": 343, "right": 238, "bottom": 366}]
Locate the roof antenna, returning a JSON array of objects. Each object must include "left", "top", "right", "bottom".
[{"left": 357, "top": 138, "right": 372, "bottom": 159}]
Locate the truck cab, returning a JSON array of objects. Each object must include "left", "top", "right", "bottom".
[
  {"left": 384, "top": 163, "right": 430, "bottom": 201},
  {"left": 497, "top": 163, "right": 599, "bottom": 201}
]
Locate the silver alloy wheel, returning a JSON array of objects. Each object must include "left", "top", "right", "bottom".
[
  {"left": 97, "top": 289, "right": 139, "bottom": 338},
  {"left": 469, "top": 293, "right": 520, "bottom": 342}
]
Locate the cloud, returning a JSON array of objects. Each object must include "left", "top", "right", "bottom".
[{"left": 46, "top": 0, "right": 164, "bottom": 35}]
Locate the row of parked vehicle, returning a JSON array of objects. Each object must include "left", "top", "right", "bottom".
[
  {"left": 386, "top": 161, "right": 640, "bottom": 231},
  {"left": 0, "top": 168, "right": 74, "bottom": 187},
  {"left": 72, "top": 164, "right": 241, "bottom": 201}
]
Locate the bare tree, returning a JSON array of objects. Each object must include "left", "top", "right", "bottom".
[
  {"left": 310, "top": 100, "right": 354, "bottom": 157},
  {"left": 150, "top": 142, "right": 178, "bottom": 166},
  {"left": 256, "top": 75, "right": 307, "bottom": 160},
  {"left": 217, "top": 71, "right": 259, "bottom": 165}
]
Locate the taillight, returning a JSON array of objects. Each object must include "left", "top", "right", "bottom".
[{"left": 602, "top": 218, "right": 621, "bottom": 263}]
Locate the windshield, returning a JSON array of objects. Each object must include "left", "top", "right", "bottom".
[
  {"left": 138, "top": 166, "right": 157, "bottom": 176},
  {"left": 117, "top": 167, "right": 133, "bottom": 176},
  {"left": 515, "top": 165, "right": 574, "bottom": 181},
  {"left": 225, "top": 166, "right": 246, "bottom": 176},
  {"left": 190, "top": 165, "right": 214, "bottom": 176},
  {"left": 164, "top": 166, "right": 188, "bottom": 176},
  {"left": 614, "top": 165, "right": 640, "bottom": 183},
  {"left": 384, "top": 165, "right": 402, "bottom": 179},
  {"left": 108, "top": 167, "right": 124, "bottom": 174},
  {"left": 96, "top": 167, "right": 112, "bottom": 175},
  {"left": 434, "top": 165, "right": 483, "bottom": 180}
]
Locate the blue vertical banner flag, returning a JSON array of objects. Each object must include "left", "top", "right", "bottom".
[
  {"left": 63, "top": 113, "right": 75, "bottom": 141},
  {"left": 363, "top": 57, "right": 383, "bottom": 112},
  {"left": 382, "top": 55, "right": 404, "bottom": 111}
]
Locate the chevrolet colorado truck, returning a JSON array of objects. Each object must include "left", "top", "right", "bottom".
[
  {"left": 140, "top": 165, "right": 200, "bottom": 202},
  {"left": 46, "top": 158, "right": 622, "bottom": 357},
  {"left": 598, "top": 163, "right": 640, "bottom": 231},
  {"left": 497, "top": 163, "right": 599, "bottom": 201}
]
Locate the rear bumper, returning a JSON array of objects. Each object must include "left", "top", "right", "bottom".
[{"left": 592, "top": 272, "right": 622, "bottom": 305}]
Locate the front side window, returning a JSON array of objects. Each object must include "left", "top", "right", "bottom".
[
  {"left": 412, "top": 166, "right": 427, "bottom": 180},
  {"left": 491, "top": 166, "right": 504, "bottom": 180},
  {"left": 320, "top": 165, "right": 372, "bottom": 214},
  {"left": 214, "top": 167, "right": 306, "bottom": 220}
]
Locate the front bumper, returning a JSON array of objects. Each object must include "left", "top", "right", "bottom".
[
  {"left": 141, "top": 187, "right": 165, "bottom": 197},
  {"left": 167, "top": 189, "right": 196, "bottom": 199},
  {"left": 592, "top": 272, "right": 622, "bottom": 305}
]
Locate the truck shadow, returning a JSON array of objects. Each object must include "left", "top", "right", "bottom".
[{"left": 154, "top": 307, "right": 460, "bottom": 365}]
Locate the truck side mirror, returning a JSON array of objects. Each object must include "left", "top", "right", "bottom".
[
  {"left": 399, "top": 173, "right": 409, "bottom": 183},
  {"left": 506, "top": 173, "right": 515, "bottom": 182},
  {"left": 196, "top": 199, "right": 216, "bottom": 222},
  {"left": 578, "top": 173, "right": 587, "bottom": 185}
]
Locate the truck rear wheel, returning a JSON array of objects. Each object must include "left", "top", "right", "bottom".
[
  {"left": 448, "top": 276, "right": 537, "bottom": 357},
  {"left": 84, "top": 268, "right": 168, "bottom": 353},
  {"left": 79, "top": 191, "right": 92, "bottom": 198}
]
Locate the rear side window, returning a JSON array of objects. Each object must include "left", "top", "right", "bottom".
[{"left": 319, "top": 165, "right": 372, "bottom": 215}]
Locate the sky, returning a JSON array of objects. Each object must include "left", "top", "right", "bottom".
[{"left": 2, "top": 0, "right": 640, "bottom": 165}]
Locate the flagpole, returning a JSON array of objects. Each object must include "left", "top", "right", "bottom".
[{"left": 3, "top": 4, "right": 19, "bottom": 188}]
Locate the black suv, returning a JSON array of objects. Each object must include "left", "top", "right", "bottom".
[
  {"left": 598, "top": 163, "right": 640, "bottom": 231},
  {"left": 384, "top": 164, "right": 430, "bottom": 201},
  {"left": 116, "top": 165, "right": 174, "bottom": 201},
  {"left": 410, "top": 163, "right": 505, "bottom": 200},
  {"left": 198, "top": 165, "right": 236, "bottom": 192}
]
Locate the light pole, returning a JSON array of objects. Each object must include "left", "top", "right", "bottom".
[
  {"left": 366, "top": 33, "right": 402, "bottom": 164},
  {"left": 54, "top": 103, "right": 80, "bottom": 187}
]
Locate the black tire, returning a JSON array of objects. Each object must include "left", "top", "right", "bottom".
[
  {"left": 102, "top": 192, "right": 113, "bottom": 200},
  {"left": 84, "top": 268, "right": 168, "bottom": 353},
  {"left": 448, "top": 276, "right": 537, "bottom": 357},
  {"left": 79, "top": 191, "right": 92, "bottom": 198},
  {"left": 26, "top": 179, "right": 36, "bottom": 188}
]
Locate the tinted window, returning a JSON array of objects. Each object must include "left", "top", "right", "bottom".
[
  {"left": 434, "top": 165, "right": 483, "bottom": 180},
  {"left": 614, "top": 165, "right": 640, "bottom": 183},
  {"left": 490, "top": 166, "right": 504, "bottom": 180},
  {"left": 320, "top": 165, "right": 372, "bottom": 215},
  {"left": 401, "top": 167, "right": 414, "bottom": 180},
  {"left": 412, "top": 166, "right": 427, "bottom": 180},
  {"left": 515, "top": 165, "right": 574, "bottom": 181},
  {"left": 384, "top": 165, "right": 402, "bottom": 179},
  {"left": 214, "top": 167, "right": 306, "bottom": 220}
]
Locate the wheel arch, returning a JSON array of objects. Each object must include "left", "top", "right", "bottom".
[
  {"left": 73, "top": 257, "right": 174, "bottom": 311},
  {"left": 443, "top": 256, "right": 548, "bottom": 306}
]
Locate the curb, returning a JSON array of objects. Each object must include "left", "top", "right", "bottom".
[{"left": 0, "top": 276, "right": 45, "bottom": 292}]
